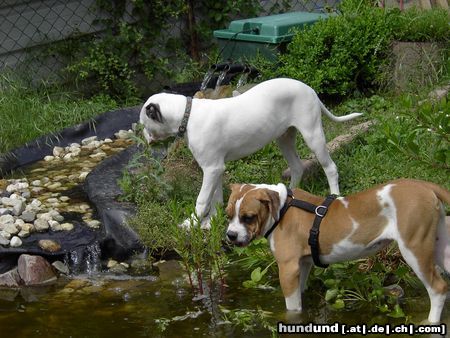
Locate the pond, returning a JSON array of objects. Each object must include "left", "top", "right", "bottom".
[{"left": 0, "top": 259, "right": 448, "bottom": 338}]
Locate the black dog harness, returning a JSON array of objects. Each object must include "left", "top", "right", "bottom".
[{"left": 264, "top": 188, "right": 337, "bottom": 268}]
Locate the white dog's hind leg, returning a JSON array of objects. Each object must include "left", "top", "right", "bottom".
[
  {"left": 277, "top": 128, "right": 304, "bottom": 188},
  {"left": 300, "top": 128, "right": 340, "bottom": 195}
]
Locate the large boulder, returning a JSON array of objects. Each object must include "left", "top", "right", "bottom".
[{"left": 17, "top": 254, "right": 57, "bottom": 286}]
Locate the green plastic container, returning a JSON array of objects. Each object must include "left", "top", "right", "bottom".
[{"left": 213, "top": 12, "right": 329, "bottom": 61}]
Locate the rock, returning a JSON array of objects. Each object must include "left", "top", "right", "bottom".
[
  {"left": 107, "top": 259, "right": 118, "bottom": 268},
  {"left": 10, "top": 236, "right": 22, "bottom": 247},
  {"left": 0, "top": 231, "right": 11, "bottom": 240},
  {"left": 109, "top": 264, "right": 127, "bottom": 274},
  {"left": 47, "top": 182, "right": 62, "bottom": 190},
  {"left": 38, "top": 239, "right": 61, "bottom": 253},
  {"left": 52, "top": 261, "right": 70, "bottom": 275},
  {"left": 60, "top": 222, "right": 74, "bottom": 231},
  {"left": 86, "top": 220, "right": 101, "bottom": 229},
  {"left": 46, "top": 198, "right": 59, "bottom": 204},
  {"left": 48, "top": 220, "right": 62, "bottom": 231},
  {"left": 0, "top": 208, "right": 12, "bottom": 216},
  {"left": 52, "top": 146, "right": 64, "bottom": 157},
  {"left": 0, "top": 268, "right": 21, "bottom": 287},
  {"left": 20, "top": 210, "right": 36, "bottom": 223},
  {"left": 81, "top": 136, "right": 98, "bottom": 145},
  {"left": 3, "top": 223, "right": 19, "bottom": 235},
  {"left": 31, "top": 180, "right": 42, "bottom": 187},
  {"left": 17, "top": 255, "right": 57, "bottom": 286},
  {"left": 44, "top": 155, "right": 55, "bottom": 161},
  {"left": 59, "top": 196, "right": 70, "bottom": 202},
  {"left": 115, "top": 130, "right": 133, "bottom": 139},
  {"left": 30, "top": 199, "right": 42, "bottom": 208},
  {"left": 0, "top": 235, "right": 10, "bottom": 246},
  {"left": 34, "top": 219, "right": 49, "bottom": 232},
  {"left": 18, "top": 230, "right": 30, "bottom": 238},
  {"left": 0, "top": 214, "right": 15, "bottom": 226},
  {"left": 1, "top": 197, "right": 24, "bottom": 215},
  {"left": 78, "top": 172, "right": 90, "bottom": 181}
]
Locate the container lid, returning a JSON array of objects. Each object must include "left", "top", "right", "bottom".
[{"left": 213, "top": 11, "right": 330, "bottom": 44}]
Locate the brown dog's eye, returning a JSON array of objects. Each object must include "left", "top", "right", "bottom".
[{"left": 241, "top": 215, "right": 256, "bottom": 224}]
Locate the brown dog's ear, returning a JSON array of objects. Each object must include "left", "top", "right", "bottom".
[
  {"left": 258, "top": 189, "right": 280, "bottom": 221},
  {"left": 229, "top": 183, "right": 242, "bottom": 194}
]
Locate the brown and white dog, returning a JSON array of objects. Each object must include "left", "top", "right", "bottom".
[{"left": 225, "top": 179, "right": 450, "bottom": 323}]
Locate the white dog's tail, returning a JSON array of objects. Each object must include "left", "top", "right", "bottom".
[{"left": 320, "top": 101, "right": 363, "bottom": 122}]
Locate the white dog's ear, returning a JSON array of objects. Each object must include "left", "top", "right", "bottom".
[{"left": 145, "top": 103, "right": 164, "bottom": 123}]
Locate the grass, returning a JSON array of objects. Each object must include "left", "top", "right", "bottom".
[{"left": 0, "top": 72, "right": 138, "bottom": 153}]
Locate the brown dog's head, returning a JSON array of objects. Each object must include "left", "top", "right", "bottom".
[{"left": 225, "top": 184, "right": 282, "bottom": 246}]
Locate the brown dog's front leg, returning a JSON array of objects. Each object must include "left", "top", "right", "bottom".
[{"left": 279, "top": 260, "right": 302, "bottom": 311}]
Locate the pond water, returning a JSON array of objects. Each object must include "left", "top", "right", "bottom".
[{"left": 0, "top": 260, "right": 448, "bottom": 338}]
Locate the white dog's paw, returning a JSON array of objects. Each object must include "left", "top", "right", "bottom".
[
  {"left": 200, "top": 218, "right": 211, "bottom": 230},
  {"left": 178, "top": 214, "right": 211, "bottom": 230}
]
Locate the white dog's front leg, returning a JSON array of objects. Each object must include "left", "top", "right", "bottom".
[{"left": 191, "top": 165, "right": 224, "bottom": 228}]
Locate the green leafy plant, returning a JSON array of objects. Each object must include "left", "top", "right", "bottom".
[
  {"left": 220, "top": 306, "right": 277, "bottom": 336},
  {"left": 384, "top": 94, "right": 449, "bottom": 169}
]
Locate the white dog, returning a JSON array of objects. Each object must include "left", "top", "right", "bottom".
[{"left": 139, "top": 78, "right": 361, "bottom": 227}]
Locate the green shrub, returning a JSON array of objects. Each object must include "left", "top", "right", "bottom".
[
  {"left": 278, "top": 0, "right": 449, "bottom": 98},
  {"left": 279, "top": 3, "right": 395, "bottom": 96}
]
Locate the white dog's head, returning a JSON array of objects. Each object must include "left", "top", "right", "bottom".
[
  {"left": 225, "top": 184, "right": 280, "bottom": 246},
  {"left": 139, "top": 93, "right": 187, "bottom": 143}
]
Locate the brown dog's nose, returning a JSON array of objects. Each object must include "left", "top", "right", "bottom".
[{"left": 227, "top": 230, "right": 238, "bottom": 242}]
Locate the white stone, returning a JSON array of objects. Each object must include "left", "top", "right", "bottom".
[
  {"left": 103, "top": 138, "right": 113, "bottom": 143},
  {"left": 47, "top": 182, "right": 62, "bottom": 190},
  {"left": 44, "top": 155, "right": 55, "bottom": 161},
  {"left": 0, "top": 235, "right": 9, "bottom": 246},
  {"left": 0, "top": 214, "right": 15, "bottom": 225},
  {"left": 78, "top": 172, "right": 90, "bottom": 181},
  {"left": 89, "top": 152, "right": 106, "bottom": 159},
  {"left": 0, "top": 208, "right": 11, "bottom": 216},
  {"left": 0, "top": 231, "right": 11, "bottom": 240},
  {"left": 48, "top": 220, "right": 62, "bottom": 231},
  {"left": 59, "top": 196, "right": 70, "bottom": 202},
  {"left": 9, "top": 236, "right": 22, "bottom": 247},
  {"left": 86, "top": 220, "right": 101, "bottom": 228},
  {"left": 81, "top": 136, "right": 98, "bottom": 145},
  {"left": 18, "top": 230, "right": 30, "bottom": 238},
  {"left": 31, "top": 180, "right": 42, "bottom": 187},
  {"left": 30, "top": 199, "right": 42, "bottom": 207},
  {"left": 107, "top": 259, "right": 118, "bottom": 268},
  {"left": 34, "top": 219, "right": 49, "bottom": 232},
  {"left": 52, "top": 146, "right": 64, "bottom": 157},
  {"left": 14, "top": 219, "right": 25, "bottom": 227},
  {"left": 60, "top": 222, "right": 74, "bottom": 231},
  {"left": 3, "top": 223, "right": 19, "bottom": 235},
  {"left": 63, "top": 153, "right": 74, "bottom": 161},
  {"left": 20, "top": 210, "right": 36, "bottom": 223}
]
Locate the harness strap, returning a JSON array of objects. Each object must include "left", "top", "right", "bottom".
[
  {"left": 307, "top": 194, "right": 337, "bottom": 268},
  {"left": 177, "top": 96, "right": 193, "bottom": 138},
  {"left": 263, "top": 187, "right": 337, "bottom": 268}
]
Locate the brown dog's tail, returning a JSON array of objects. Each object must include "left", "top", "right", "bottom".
[{"left": 419, "top": 181, "right": 450, "bottom": 206}]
